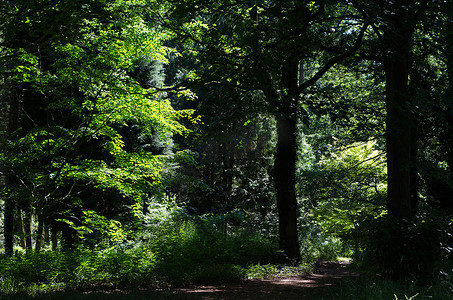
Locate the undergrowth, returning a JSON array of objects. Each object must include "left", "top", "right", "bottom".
[
  {"left": 0, "top": 218, "right": 280, "bottom": 297},
  {"left": 4, "top": 212, "right": 449, "bottom": 299}
]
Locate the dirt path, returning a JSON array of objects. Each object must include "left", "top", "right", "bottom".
[
  {"left": 76, "top": 261, "right": 358, "bottom": 299},
  {"left": 163, "top": 261, "right": 359, "bottom": 300}
]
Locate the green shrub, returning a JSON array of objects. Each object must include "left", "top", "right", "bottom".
[
  {"left": 0, "top": 213, "right": 279, "bottom": 295},
  {"left": 299, "top": 225, "right": 351, "bottom": 264},
  {"left": 0, "top": 276, "right": 16, "bottom": 295},
  {"left": 0, "top": 251, "right": 78, "bottom": 285},
  {"left": 149, "top": 219, "right": 278, "bottom": 283},
  {"left": 72, "top": 245, "right": 157, "bottom": 287}
]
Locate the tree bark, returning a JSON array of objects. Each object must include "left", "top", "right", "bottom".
[
  {"left": 51, "top": 228, "right": 58, "bottom": 251},
  {"left": 17, "top": 208, "right": 27, "bottom": 248},
  {"left": 273, "top": 57, "right": 301, "bottom": 262},
  {"left": 274, "top": 112, "right": 301, "bottom": 262},
  {"left": 44, "top": 223, "right": 50, "bottom": 245},
  {"left": 385, "top": 57, "right": 413, "bottom": 219},
  {"left": 383, "top": 4, "right": 417, "bottom": 220},
  {"left": 22, "top": 204, "right": 33, "bottom": 250},
  {"left": 35, "top": 211, "right": 44, "bottom": 252}
]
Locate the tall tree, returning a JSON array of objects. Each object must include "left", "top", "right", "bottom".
[
  {"left": 354, "top": 0, "right": 426, "bottom": 219},
  {"left": 165, "top": 0, "right": 367, "bottom": 261},
  {"left": 383, "top": 1, "right": 418, "bottom": 219}
]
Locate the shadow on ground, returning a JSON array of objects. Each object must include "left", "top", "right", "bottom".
[
  {"left": 162, "top": 261, "right": 359, "bottom": 300},
  {"left": 1, "top": 261, "right": 359, "bottom": 300}
]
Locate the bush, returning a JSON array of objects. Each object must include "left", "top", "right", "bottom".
[
  {"left": 72, "top": 245, "right": 157, "bottom": 286},
  {"left": 0, "top": 213, "right": 279, "bottom": 295},
  {"left": 0, "top": 251, "right": 79, "bottom": 285},
  {"left": 299, "top": 224, "right": 352, "bottom": 264},
  {"left": 149, "top": 218, "right": 278, "bottom": 283}
]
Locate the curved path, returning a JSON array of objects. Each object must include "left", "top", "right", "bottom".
[{"left": 166, "top": 261, "right": 359, "bottom": 300}]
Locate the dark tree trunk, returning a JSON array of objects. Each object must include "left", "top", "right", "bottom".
[
  {"left": 274, "top": 112, "right": 301, "bottom": 262},
  {"left": 385, "top": 51, "right": 413, "bottom": 219},
  {"left": 445, "top": 1, "right": 453, "bottom": 195},
  {"left": 273, "top": 57, "right": 301, "bottom": 262},
  {"left": 61, "top": 229, "right": 75, "bottom": 251},
  {"left": 383, "top": 5, "right": 416, "bottom": 220}
]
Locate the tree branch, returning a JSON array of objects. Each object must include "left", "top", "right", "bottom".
[{"left": 297, "top": 23, "right": 369, "bottom": 94}]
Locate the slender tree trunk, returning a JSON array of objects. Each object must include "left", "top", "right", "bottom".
[
  {"left": 18, "top": 208, "right": 27, "bottom": 248},
  {"left": 51, "top": 228, "right": 58, "bottom": 251},
  {"left": 44, "top": 223, "right": 50, "bottom": 246},
  {"left": 22, "top": 204, "right": 33, "bottom": 250},
  {"left": 35, "top": 211, "right": 44, "bottom": 252}
]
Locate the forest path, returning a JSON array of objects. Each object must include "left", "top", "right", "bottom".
[{"left": 163, "top": 261, "right": 359, "bottom": 300}]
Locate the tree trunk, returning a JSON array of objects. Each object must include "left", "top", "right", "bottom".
[
  {"left": 445, "top": 1, "right": 453, "bottom": 189},
  {"left": 383, "top": 5, "right": 416, "bottom": 220},
  {"left": 51, "top": 228, "right": 58, "bottom": 251},
  {"left": 17, "top": 208, "right": 27, "bottom": 248},
  {"left": 44, "top": 223, "right": 50, "bottom": 246},
  {"left": 385, "top": 52, "right": 413, "bottom": 219},
  {"left": 35, "top": 193, "right": 50, "bottom": 252},
  {"left": 274, "top": 112, "right": 301, "bottom": 262},
  {"left": 35, "top": 211, "right": 44, "bottom": 252},
  {"left": 273, "top": 57, "right": 301, "bottom": 262},
  {"left": 22, "top": 204, "right": 33, "bottom": 250}
]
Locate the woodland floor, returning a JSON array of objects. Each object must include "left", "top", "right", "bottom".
[
  {"left": 78, "top": 261, "right": 360, "bottom": 300},
  {"left": 168, "top": 261, "right": 359, "bottom": 299}
]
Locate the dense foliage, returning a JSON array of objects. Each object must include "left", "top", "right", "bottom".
[{"left": 0, "top": 0, "right": 452, "bottom": 298}]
